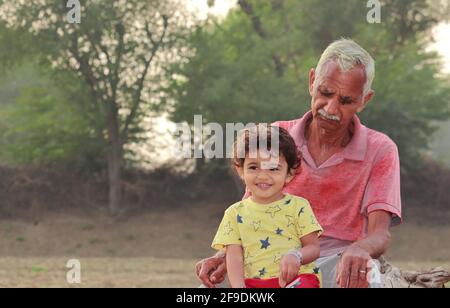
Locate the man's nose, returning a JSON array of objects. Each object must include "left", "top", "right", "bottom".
[{"left": 323, "top": 98, "right": 339, "bottom": 116}]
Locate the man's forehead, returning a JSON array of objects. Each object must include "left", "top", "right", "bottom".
[{"left": 317, "top": 61, "right": 366, "bottom": 93}]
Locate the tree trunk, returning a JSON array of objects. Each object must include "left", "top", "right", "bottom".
[{"left": 107, "top": 103, "right": 122, "bottom": 216}]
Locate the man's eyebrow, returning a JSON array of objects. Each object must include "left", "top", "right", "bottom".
[{"left": 340, "top": 95, "right": 356, "bottom": 103}]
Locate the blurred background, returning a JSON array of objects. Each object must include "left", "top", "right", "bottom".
[{"left": 0, "top": 0, "right": 449, "bottom": 287}]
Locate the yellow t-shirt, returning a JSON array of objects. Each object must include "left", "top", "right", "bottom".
[{"left": 212, "top": 194, "right": 323, "bottom": 279}]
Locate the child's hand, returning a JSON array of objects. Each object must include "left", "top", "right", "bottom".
[{"left": 279, "top": 253, "right": 301, "bottom": 288}]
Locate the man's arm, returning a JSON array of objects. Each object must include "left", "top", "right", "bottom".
[
  {"left": 336, "top": 210, "right": 391, "bottom": 288},
  {"left": 195, "top": 251, "right": 227, "bottom": 288}
]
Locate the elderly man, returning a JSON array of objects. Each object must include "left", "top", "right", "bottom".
[{"left": 196, "top": 39, "right": 401, "bottom": 288}]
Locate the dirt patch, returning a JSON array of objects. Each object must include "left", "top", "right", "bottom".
[{"left": 0, "top": 201, "right": 448, "bottom": 287}]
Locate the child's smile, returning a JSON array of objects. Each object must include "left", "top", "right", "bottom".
[{"left": 237, "top": 151, "right": 294, "bottom": 204}]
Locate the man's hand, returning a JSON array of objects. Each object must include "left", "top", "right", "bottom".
[
  {"left": 195, "top": 254, "right": 227, "bottom": 288},
  {"left": 336, "top": 244, "right": 371, "bottom": 288},
  {"left": 279, "top": 254, "right": 301, "bottom": 288}
]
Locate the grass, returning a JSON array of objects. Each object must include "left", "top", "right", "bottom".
[
  {"left": 0, "top": 205, "right": 448, "bottom": 287},
  {"left": 0, "top": 257, "right": 198, "bottom": 288},
  {"left": 31, "top": 266, "right": 46, "bottom": 274}
]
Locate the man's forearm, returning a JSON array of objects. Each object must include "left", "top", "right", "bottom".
[{"left": 353, "top": 229, "right": 391, "bottom": 259}]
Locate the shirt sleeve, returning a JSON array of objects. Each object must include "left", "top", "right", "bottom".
[
  {"left": 295, "top": 198, "right": 323, "bottom": 238},
  {"left": 361, "top": 141, "right": 402, "bottom": 223},
  {"left": 211, "top": 207, "right": 242, "bottom": 251}
]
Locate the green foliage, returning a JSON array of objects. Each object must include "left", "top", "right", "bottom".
[
  {"left": 170, "top": 0, "right": 450, "bottom": 172},
  {"left": 0, "top": 63, "right": 106, "bottom": 168}
]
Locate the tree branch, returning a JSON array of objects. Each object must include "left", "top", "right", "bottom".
[
  {"left": 122, "top": 15, "right": 169, "bottom": 142},
  {"left": 237, "top": 0, "right": 284, "bottom": 76}
]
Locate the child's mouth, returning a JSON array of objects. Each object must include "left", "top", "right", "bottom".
[{"left": 256, "top": 183, "right": 273, "bottom": 190}]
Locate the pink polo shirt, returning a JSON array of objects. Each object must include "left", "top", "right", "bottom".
[{"left": 271, "top": 112, "right": 402, "bottom": 256}]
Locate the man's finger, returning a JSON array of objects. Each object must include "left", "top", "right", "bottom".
[
  {"left": 286, "top": 266, "right": 297, "bottom": 286},
  {"left": 198, "top": 261, "right": 215, "bottom": 288},
  {"left": 279, "top": 265, "right": 288, "bottom": 288},
  {"left": 195, "top": 261, "right": 202, "bottom": 277},
  {"left": 348, "top": 265, "right": 360, "bottom": 288},
  {"left": 210, "top": 262, "right": 226, "bottom": 284},
  {"left": 338, "top": 258, "right": 351, "bottom": 288}
]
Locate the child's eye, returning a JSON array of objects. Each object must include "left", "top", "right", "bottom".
[
  {"left": 270, "top": 167, "right": 279, "bottom": 171},
  {"left": 248, "top": 166, "right": 258, "bottom": 170}
]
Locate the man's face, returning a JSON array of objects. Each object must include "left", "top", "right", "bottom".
[{"left": 308, "top": 61, "right": 374, "bottom": 133}]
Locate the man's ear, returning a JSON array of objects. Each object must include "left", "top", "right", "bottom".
[
  {"left": 357, "top": 89, "right": 375, "bottom": 113},
  {"left": 309, "top": 68, "right": 316, "bottom": 97}
]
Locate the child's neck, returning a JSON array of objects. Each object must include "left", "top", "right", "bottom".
[{"left": 250, "top": 193, "right": 285, "bottom": 205}]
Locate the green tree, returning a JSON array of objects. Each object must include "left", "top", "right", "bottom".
[
  {"left": 0, "top": 64, "right": 105, "bottom": 169},
  {"left": 0, "top": 0, "right": 191, "bottom": 214}
]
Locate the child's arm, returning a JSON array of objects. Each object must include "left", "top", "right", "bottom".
[
  {"left": 226, "top": 244, "right": 246, "bottom": 288},
  {"left": 279, "top": 231, "right": 320, "bottom": 288}
]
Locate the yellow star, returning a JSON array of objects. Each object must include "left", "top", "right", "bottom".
[
  {"left": 286, "top": 215, "right": 295, "bottom": 227},
  {"left": 265, "top": 205, "right": 281, "bottom": 218},
  {"left": 251, "top": 220, "right": 261, "bottom": 231},
  {"left": 310, "top": 215, "right": 319, "bottom": 226},
  {"left": 273, "top": 252, "right": 282, "bottom": 264},
  {"left": 223, "top": 221, "right": 234, "bottom": 235},
  {"left": 245, "top": 250, "right": 254, "bottom": 262}
]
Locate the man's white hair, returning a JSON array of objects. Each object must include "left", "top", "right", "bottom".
[{"left": 314, "top": 38, "right": 375, "bottom": 96}]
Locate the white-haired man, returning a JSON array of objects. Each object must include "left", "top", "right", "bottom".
[{"left": 196, "top": 39, "right": 401, "bottom": 288}]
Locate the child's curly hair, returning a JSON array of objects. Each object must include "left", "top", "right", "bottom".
[{"left": 231, "top": 124, "right": 301, "bottom": 172}]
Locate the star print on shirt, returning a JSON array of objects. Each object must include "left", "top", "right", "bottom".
[
  {"left": 310, "top": 215, "right": 319, "bottom": 226},
  {"left": 265, "top": 205, "right": 281, "bottom": 218},
  {"left": 313, "top": 267, "right": 320, "bottom": 274},
  {"left": 260, "top": 237, "right": 271, "bottom": 250},
  {"left": 237, "top": 214, "right": 243, "bottom": 224},
  {"left": 223, "top": 221, "right": 234, "bottom": 235},
  {"left": 275, "top": 228, "right": 283, "bottom": 235},
  {"left": 284, "top": 199, "right": 292, "bottom": 205},
  {"left": 251, "top": 220, "right": 261, "bottom": 231},
  {"left": 285, "top": 215, "right": 295, "bottom": 227},
  {"left": 298, "top": 207, "right": 305, "bottom": 217},
  {"left": 273, "top": 253, "right": 282, "bottom": 264},
  {"left": 258, "top": 267, "right": 267, "bottom": 277},
  {"left": 245, "top": 249, "right": 253, "bottom": 261}
]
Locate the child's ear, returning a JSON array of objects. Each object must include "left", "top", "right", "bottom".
[{"left": 235, "top": 165, "right": 245, "bottom": 180}]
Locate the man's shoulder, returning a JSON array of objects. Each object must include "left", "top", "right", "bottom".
[
  {"left": 365, "top": 127, "right": 399, "bottom": 159},
  {"left": 272, "top": 118, "right": 301, "bottom": 130}
]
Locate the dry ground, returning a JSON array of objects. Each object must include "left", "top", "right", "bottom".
[{"left": 0, "top": 202, "right": 449, "bottom": 287}]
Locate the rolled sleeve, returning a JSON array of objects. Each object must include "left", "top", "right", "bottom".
[{"left": 362, "top": 141, "right": 402, "bottom": 225}]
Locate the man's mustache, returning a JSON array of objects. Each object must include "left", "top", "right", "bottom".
[{"left": 318, "top": 109, "right": 341, "bottom": 122}]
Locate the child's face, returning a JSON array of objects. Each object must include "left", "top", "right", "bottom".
[{"left": 236, "top": 151, "right": 294, "bottom": 204}]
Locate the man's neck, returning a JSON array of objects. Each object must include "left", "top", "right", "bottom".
[
  {"left": 304, "top": 117, "right": 354, "bottom": 166},
  {"left": 306, "top": 118, "right": 354, "bottom": 149}
]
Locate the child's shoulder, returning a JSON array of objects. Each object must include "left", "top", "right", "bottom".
[
  {"left": 223, "top": 200, "right": 247, "bottom": 213},
  {"left": 285, "top": 194, "right": 312, "bottom": 208}
]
